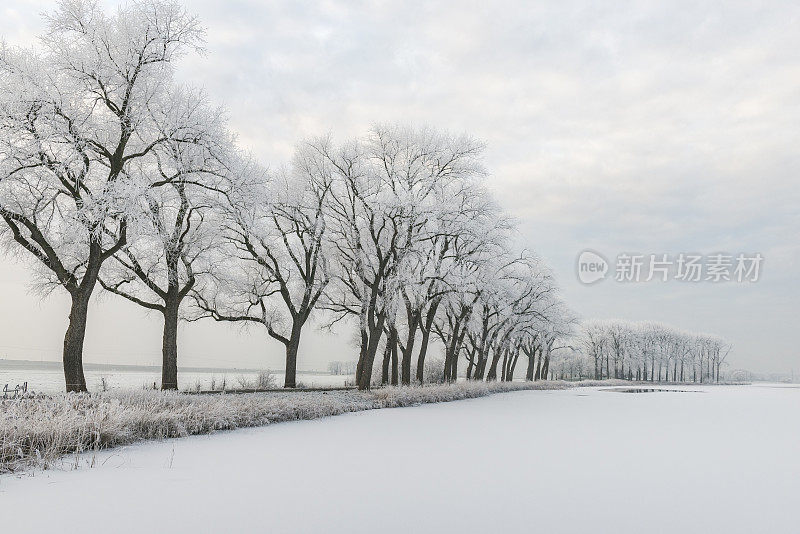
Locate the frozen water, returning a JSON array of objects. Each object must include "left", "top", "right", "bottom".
[{"left": 1, "top": 384, "right": 797, "bottom": 533}]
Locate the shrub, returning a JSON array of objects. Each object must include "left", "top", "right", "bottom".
[
  {"left": 256, "top": 371, "right": 277, "bottom": 389},
  {"left": 424, "top": 357, "right": 445, "bottom": 384}
]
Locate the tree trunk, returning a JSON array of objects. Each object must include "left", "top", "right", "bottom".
[
  {"left": 63, "top": 292, "right": 91, "bottom": 393},
  {"left": 356, "top": 328, "right": 369, "bottom": 386},
  {"left": 486, "top": 344, "right": 504, "bottom": 381},
  {"left": 381, "top": 342, "right": 391, "bottom": 386},
  {"left": 416, "top": 326, "right": 432, "bottom": 384},
  {"left": 390, "top": 327, "right": 399, "bottom": 386},
  {"left": 542, "top": 351, "right": 551, "bottom": 380},
  {"left": 415, "top": 301, "right": 439, "bottom": 384},
  {"left": 508, "top": 350, "right": 520, "bottom": 381},
  {"left": 443, "top": 316, "right": 463, "bottom": 383},
  {"left": 400, "top": 308, "right": 419, "bottom": 386},
  {"left": 283, "top": 320, "right": 303, "bottom": 388},
  {"left": 357, "top": 313, "right": 386, "bottom": 390},
  {"left": 399, "top": 340, "right": 414, "bottom": 385},
  {"left": 449, "top": 346, "right": 459, "bottom": 382},
  {"left": 472, "top": 326, "right": 492, "bottom": 380},
  {"left": 525, "top": 348, "right": 536, "bottom": 381},
  {"left": 466, "top": 342, "right": 480, "bottom": 380},
  {"left": 161, "top": 298, "right": 180, "bottom": 390},
  {"left": 445, "top": 305, "right": 472, "bottom": 382}
]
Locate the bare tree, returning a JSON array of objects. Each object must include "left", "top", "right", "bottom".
[
  {"left": 478, "top": 253, "right": 558, "bottom": 382},
  {"left": 321, "top": 125, "right": 486, "bottom": 389},
  {"left": 98, "top": 103, "right": 231, "bottom": 390},
  {"left": 407, "top": 186, "right": 505, "bottom": 384},
  {"left": 573, "top": 320, "right": 731, "bottom": 383},
  {"left": 194, "top": 149, "right": 331, "bottom": 388}
]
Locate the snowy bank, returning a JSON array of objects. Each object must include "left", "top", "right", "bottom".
[
  {"left": 2, "top": 379, "right": 745, "bottom": 473},
  {"left": 2, "top": 380, "right": 582, "bottom": 473}
]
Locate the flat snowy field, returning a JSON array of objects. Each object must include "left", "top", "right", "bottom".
[{"left": 1, "top": 384, "right": 797, "bottom": 533}]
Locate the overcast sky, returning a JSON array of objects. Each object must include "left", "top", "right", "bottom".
[{"left": 1, "top": 0, "right": 797, "bottom": 374}]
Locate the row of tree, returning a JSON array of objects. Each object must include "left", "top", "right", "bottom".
[
  {"left": 0, "top": 0, "right": 573, "bottom": 392},
  {"left": 570, "top": 320, "right": 731, "bottom": 383},
  {"left": 0, "top": 0, "right": 730, "bottom": 393}
]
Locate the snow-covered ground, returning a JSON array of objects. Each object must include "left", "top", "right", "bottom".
[{"left": 1, "top": 384, "right": 798, "bottom": 533}]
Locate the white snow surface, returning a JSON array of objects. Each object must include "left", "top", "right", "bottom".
[{"left": 1, "top": 384, "right": 798, "bottom": 533}]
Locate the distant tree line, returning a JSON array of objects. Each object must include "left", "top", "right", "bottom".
[{"left": 556, "top": 320, "right": 731, "bottom": 383}]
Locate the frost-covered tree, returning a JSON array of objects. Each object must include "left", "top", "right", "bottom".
[
  {"left": 573, "top": 320, "right": 731, "bottom": 383},
  {"left": 579, "top": 321, "right": 610, "bottom": 380},
  {"left": 518, "top": 300, "right": 575, "bottom": 382},
  {"left": 321, "top": 125, "right": 486, "bottom": 389},
  {"left": 692, "top": 333, "right": 731, "bottom": 383},
  {"left": 98, "top": 96, "right": 232, "bottom": 390},
  {"left": 475, "top": 253, "right": 558, "bottom": 382},
  {"left": 315, "top": 137, "right": 402, "bottom": 390},
  {"left": 605, "top": 321, "right": 632, "bottom": 380},
  {"left": 402, "top": 185, "right": 505, "bottom": 384},
  {"left": 194, "top": 149, "right": 332, "bottom": 388},
  {"left": 0, "top": 0, "right": 204, "bottom": 391}
]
